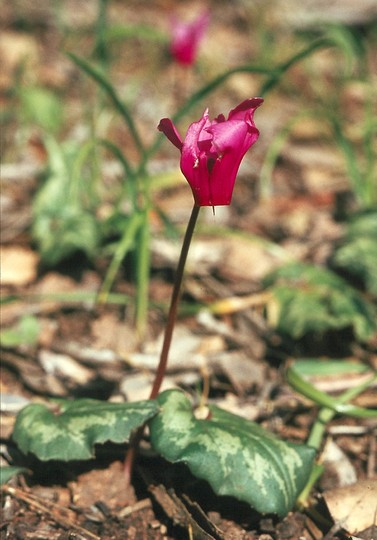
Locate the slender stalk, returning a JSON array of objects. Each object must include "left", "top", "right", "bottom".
[
  {"left": 136, "top": 209, "right": 151, "bottom": 337},
  {"left": 97, "top": 212, "right": 143, "bottom": 304},
  {"left": 306, "top": 373, "right": 377, "bottom": 450},
  {"left": 124, "top": 204, "right": 200, "bottom": 482},
  {"left": 149, "top": 204, "right": 200, "bottom": 399}
]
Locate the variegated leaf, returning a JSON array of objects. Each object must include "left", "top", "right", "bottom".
[
  {"left": 13, "top": 398, "right": 159, "bottom": 461},
  {"left": 149, "top": 390, "right": 315, "bottom": 518}
]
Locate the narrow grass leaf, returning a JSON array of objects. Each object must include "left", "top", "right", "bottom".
[
  {"left": 135, "top": 210, "right": 151, "bottom": 336},
  {"left": 102, "top": 24, "right": 167, "bottom": 44},
  {"left": 287, "top": 362, "right": 377, "bottom": 419},
  {"left": 97, "top": 212, "right": 143, "bottom": 303},
  {"left": 67, "top": 52, "right": 145, "bottom": 157}
]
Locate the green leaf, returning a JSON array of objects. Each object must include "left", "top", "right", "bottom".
[
  {"left": 332, "top": 210, "right": 377, "bottom": 296},
  {"left": 322, "top": 25, "right": 365, "bottom": 76},
  {"left": 0, "top": 466, "right": 29, "bottom": 485},
  {"left": 32, "top": 137, "right": 101, "bottom": 265},
  {"left": 13, "top": 399, "right": 159, "bottom": 461},
  {"left": 19, "top": 86, "right": 63, "bottom": 133},
  {"left": 149, "top": 390, "right": 315, "bottom": 518},
  {"left": 67, "top": 53, "right": 145, "bottom": 157},
  {"left": 102, "top": 24, "right": 167, "bottom": 44},
  {"left": 97, "top": 211, "right": 143, "bottom": 303},
  {"left": 33, "top": 205, "right": 100, "bottom": 265},
  {"left": 264, "top": 262, "right": 376, "bottom": 341},
  {"left": 286, "top": 360, "right": 377, "bottom": 419},
  {"left": 0, "top": 315, "right": 39, "bottom": 347},
  {"left": 173, "top": 39, "right": 332, "bottom": 125},
  {"left": 291, "top": 358, "right": 370, "bottom": 377}
]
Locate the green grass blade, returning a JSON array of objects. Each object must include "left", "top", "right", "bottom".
[
  {"left": 102, "top": 23, "right": 167, "bottom": 44},
  {"left": 97, "top": 212, "right": 143, "bottom": 303},
  {"left": 287, "top": 362, "right": 377, "bottom": 419},
  {"left": 97, "top": 138, "right": 135, "bottom": 179},
  {"left": 146, "top": 38, "right": 334, "bottom": 166},
  {"left": 259, "top": 111, "right": 311, "bottom": 199},
  {"left": 173, "top": 65, "right": 272, "bottom": 123},
  {"left": 259, "top": 38, "right": 332, "bottom": 95},
  {"left": 97, "top": 138, "right": 138, "bottom": 207},
  {"left": 135, "top": 209, "right": 151, "bottom": 337},
  {"left": 67, "top": 52, "right": 145, "bottom": 158}
]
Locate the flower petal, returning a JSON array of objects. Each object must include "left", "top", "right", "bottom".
[
  {"left": 184, "top": 153, "right": 212, "bottom": 206},
  {"left": 228, "top": 98, "right": 264, "bottom": 122},
  {"left": 157, "top": 98, "right": 263, "bottom": 207},
  {"left": 158, "top": 119, "right": 183, "bottom": 150},
  {"left": 206, "top": 120, "right": 249, "bottom": 154},
  {"left": 170, "top": 11, "right": 210, "bottom": 66},
  {"left": 180, "top": 111, "right": 209, "bottom": 173}
]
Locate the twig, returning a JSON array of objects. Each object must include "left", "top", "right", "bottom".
[
  {"left": 116, "top": 498, "right": 152, "bottom": 518},
  {"left": 367, "top": 430, "right": 376, "bottom": 478},
  {"left": 1, "top": 485, "right": 101, "bottom": 540}
]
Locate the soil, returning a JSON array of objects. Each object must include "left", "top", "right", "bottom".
[{"left": 1, "top": 1, "right": 377, "bottom": 539}]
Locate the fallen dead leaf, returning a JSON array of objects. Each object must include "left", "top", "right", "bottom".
[
  {"left": 120, "top": 372, "right": 177, "bottom": 402},
  {"left": 214, "top": 350, "right": 266, "bottom": 395},
  {"left": 220, "top": 236, "right": 282, "bottom": 281},
  {"left": 127, "top": 325, "right": 225, "bottom": 372},
  {"left": 1, "top": 246, "right": 39, "bottom": 286},
  {"left": 38, "top": 349, "right": 93, "bottom": 386},
  {"left": 322, "top": 479, "right": 377, "bottom": 534},
  {"left": 91, "top": 312, "right": 139, "bottom": 354},
  {"left": 0, "top": 30, "right": 39, "bottom": 86},
  {"left": 319, "top": 439, "right": 357, "bottom": 491}
]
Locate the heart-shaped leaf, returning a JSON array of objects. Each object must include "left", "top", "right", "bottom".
[
  {"left": 13, "top": 398, "right": 159, "bottom": 461},
  {"left": 149, "top": 390, "right": 315, "bottom": 518}
]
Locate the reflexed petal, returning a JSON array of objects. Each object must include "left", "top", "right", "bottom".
[
  {"left": 158, "top": 119, "right": 183, "bottom": 150},
  {"left": 228, "top": 98, "right": 264, "bottom": 122}
]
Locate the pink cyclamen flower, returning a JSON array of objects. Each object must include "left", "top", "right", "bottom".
[
  {"left": 170, "top": 11, "right": 210, "bottom": 66},
  {"left": 158, "top": 98, "right": 264, "bottom": 206}
]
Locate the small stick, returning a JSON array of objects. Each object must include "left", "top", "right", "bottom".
[{"left": 1, "top": 485, "right": 101, "bottom": 540}]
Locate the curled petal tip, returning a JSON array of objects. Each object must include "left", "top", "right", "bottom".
[{"left": 158, "top": 118, "right": 183, "bottom": 150}]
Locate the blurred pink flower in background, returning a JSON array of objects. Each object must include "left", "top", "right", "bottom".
[
  {"left": 158, "top": 98, "right": 263, "bottom": 206},
  {"left": 170, "top": 11, "right": 210, "bottom": 66}
]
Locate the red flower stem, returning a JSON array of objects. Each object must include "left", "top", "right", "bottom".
[
  {"left": 124, "top": 204, "right": 200, "bottom": 482},
  {"left": 149, "top": 203, "right": 200, "bottom": 399}
]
